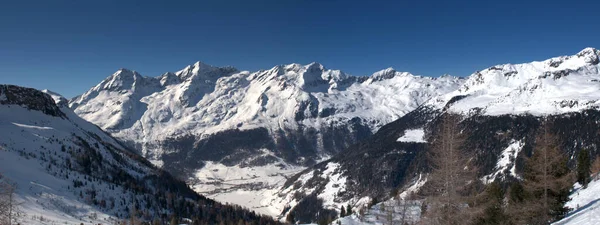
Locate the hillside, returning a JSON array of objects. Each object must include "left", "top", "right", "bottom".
[{"left": 0, "top": 84, "right": 280, "bottom": 224}]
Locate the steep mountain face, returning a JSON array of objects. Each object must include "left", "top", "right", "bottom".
[
  {"left": 69, "top": 62, "right": 463, "bottom": 216},
  {"left": 277, "top": 48, "right": 600, "bottom": 223},
  {"left": 0, "top": 84, "right": 279, "bottom": 224}
]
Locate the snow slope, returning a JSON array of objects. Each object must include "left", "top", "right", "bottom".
[
  {"left": 1, "top": 85, "right": 151, "bottom": 224},
  {"left": 554, "top": 176, "right": 600, "bottom": 225},
  {"left": 332, "top": 175, "right": 426, "bottom": 225}
]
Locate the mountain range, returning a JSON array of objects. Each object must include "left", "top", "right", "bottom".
[{"left": 1, "top": 47, "right": 599, "bottom": 224}]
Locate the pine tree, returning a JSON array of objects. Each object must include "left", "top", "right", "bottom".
[
  {"left": 285, "top": 212, "right": 295, "bottom": 224},
  {"left": 421, "top": 113, "right": 479, "bottom": 225},
  {"left": 474, "top": 182, "right": 509, "bottom": 225},
  {"left": 170, "top": 216, "right": 178, "bottom": 225},
  {"left": 577, "top": 148, "right": 591, "bottom": 187},
  {"left": 346, "top": 203, "right": 352, "bottom": 215}
]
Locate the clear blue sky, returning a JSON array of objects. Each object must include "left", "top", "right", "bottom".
[{"left": 1, "top": 0, "right": 599, "bottom": 98}]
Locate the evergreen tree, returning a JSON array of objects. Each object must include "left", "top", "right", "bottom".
[
  {"left": 577, "top": 148, "right": 591, "bottom": 187},
  {"left": 346, "top": 203, "right": 353, "bottom": 215},
  {"left": 169, "top": 215, "right": 178, "bottom": 225},
  {"left": 474, "top": 182, "right": 509, "bottom": 225},
  {"left": 286, "top": 212, "right": 295, "bottom": 224}
]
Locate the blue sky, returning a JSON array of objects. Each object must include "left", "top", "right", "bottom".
[{"left": 1, "top": 0, "right": 599, "bottom": 98}]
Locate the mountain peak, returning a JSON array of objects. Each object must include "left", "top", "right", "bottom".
[
  {"left": 305, "top": 62, "right": 324, "bottom": 70},
  {"left": 176, "top": 61, "right": 238, "bottom": 81},
  {"left": 370, "top": 67, "right": 413, "bottom": 81},
  {"left": 578, "top": 47, "right": 599, "bottom": 54},
  {"left": 41, "top": 89, "right": 68, "bottom": 107},
  {"left": 1, "top": 84, "right": 66, "bottom": 118},
  {"left": 577, "top": 47, "right": 599, "bottom": 65},
  {"left": 96, "top": 68, "right": 143, "bottom": 91}
]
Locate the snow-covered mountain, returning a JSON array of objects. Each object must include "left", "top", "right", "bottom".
[
  {"left": 68, "top": 48, "right": 600, "bottom": 223},
  {"left": 70, "top": 62, "right": 462, "bottom": 165},
  {"left": 0, "top": 84, "right": 279, "bottom": 224},
  {"left": 69, "top": 61, "right": 463, "bottom": 216},
  {"left": 431, "top": 47, "right": 600, "bottom": 115},
  {"left": 277, "top": 48, "right": 600, "bottom": 223}
]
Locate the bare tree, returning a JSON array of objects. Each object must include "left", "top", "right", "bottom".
[
  {"left": 517, "top": 119, "right": 573, "bottom": 224},
  {"left": 420, "top": 113, "right": 478, "bottom": 225},
  {"left": 591, "top": 155, "right": 600, "bottom": 180},
  {"left": 386, "top": 202, "right": 393, "bottom": 225},
  {"left": 396, "top": 192, "right": 417, "bottom": 225},
  {"left": 0, "top": 178, "right": 21, "bottom": 225},
  {"left": 128, "top": 205, "right": 142, "bottom": 225}
]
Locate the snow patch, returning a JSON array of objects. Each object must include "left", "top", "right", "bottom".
[
  {"left": 317, "top": 162, "right": 348, "bottom": 209},
  {"left": 483, "top": 140, "right": 524, "bottom": 183},
  {"left": 396, "top": 129, "right": 426, "bottom": 143},
  {"left": 399, "top": 173, "right": 427, "bottom": 199}
]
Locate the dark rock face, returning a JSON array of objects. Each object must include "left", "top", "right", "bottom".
[
  {"left": 283, "top": 107, "right": 600, "bottom": 223},
  {"left": 0, "top": 84, "right": 66, "bottom": 118}
]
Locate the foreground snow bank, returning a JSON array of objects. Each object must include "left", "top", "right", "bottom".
[{"left": 554, "top": 176, "right": 600, "bottom": 224}]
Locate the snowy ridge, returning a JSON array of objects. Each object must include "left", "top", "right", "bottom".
[{"left": 427, "top": 48, "right": 600, "bottom": 116}]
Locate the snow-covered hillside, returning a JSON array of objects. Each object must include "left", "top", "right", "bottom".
[
  {"left": 554, "top": 176, "right": 600, "bottom": 225},
  {"left": 0, "top": 84, "right": 278, "bottom": 224},
  {"left": 278, "top": 48, "right": 600, "bottom": 223}
]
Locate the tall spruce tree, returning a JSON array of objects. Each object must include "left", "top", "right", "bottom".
[
  {"left": 474, "top": 182, "right": 509, "bottom": 225},
  {"left": 577, "top": 148, "right": 591, "bottom": 187}
]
